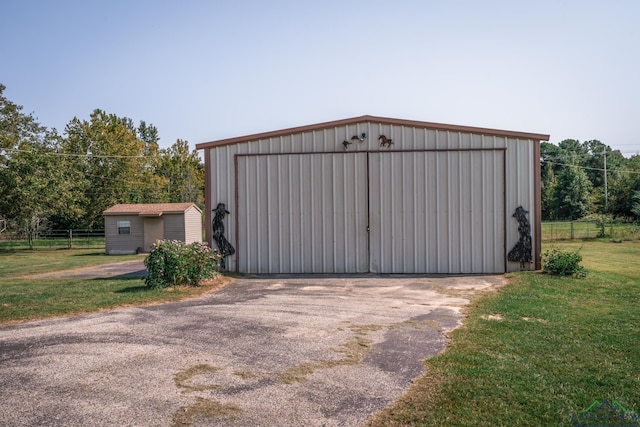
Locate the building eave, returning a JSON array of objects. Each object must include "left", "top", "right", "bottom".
[{"left": 196, "top": 115, "right": 550, "bottom": 150}]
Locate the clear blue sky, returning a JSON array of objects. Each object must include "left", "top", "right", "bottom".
[{"left": 3, "top": 1, "right": 639, "bottom": 155}]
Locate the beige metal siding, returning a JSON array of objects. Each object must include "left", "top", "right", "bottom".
[
  {"left": 368, "top": 151, "right": 505, "bottom": 274},
  {"left": 505, "top": 139, "right": 536, "bottom": 272},
  {"left": 104, "top": 215, "right": 144, "bottom": 254},
  {"left": 237, "top": 153, "right": 368, "bottom": 273},
  {"left": 208, "top": 145, "right": 237, "bottom": 266}
]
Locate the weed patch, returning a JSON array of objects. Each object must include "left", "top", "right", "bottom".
[
  {"left": 171, "top": 397, "right": 241, "bottom": 427},
  {"left": 174, "top": 364, "right": 222, "bottom": 393},
  {"left": 233, "top": 370, "right": 260, "bottom": 380},
  {"left": 279, "top": 320, "right": 443, "bottom": 384}
]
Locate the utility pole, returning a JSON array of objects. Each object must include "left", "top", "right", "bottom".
[{"left": 603, "top": 146, "right": 608, "bottom": 212}]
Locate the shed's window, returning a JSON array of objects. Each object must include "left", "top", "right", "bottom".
[{"left": 117, "top": 220, "right": 131, "bottom": 235}]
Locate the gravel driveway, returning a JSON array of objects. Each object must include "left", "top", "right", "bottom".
[{"left": 0, "top": 274, "right": 504, "bottom": 426}]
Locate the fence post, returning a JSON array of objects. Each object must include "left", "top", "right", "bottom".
[
  {"left": 570, "top": 222, "right": 574, "bottom": 240},
  {"left": 68, "top": 230, "right": 72, "bottom": 249}
]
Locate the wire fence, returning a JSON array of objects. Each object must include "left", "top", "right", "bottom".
[
  {"left": 0, "top": 229, "right": 105, "bottom": 250},
  {"left": 2, "top": 223, "right": 639, "bottom": 250},
  {"left": 542, "top": 221, "right": 640, "bottom": 241}
]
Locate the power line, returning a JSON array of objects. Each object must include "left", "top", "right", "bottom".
[
  {"left": 0, "top": 147, "right": 163, "bottom": 159},
  {"left": 547, "top": 161, "right": 640, "bottom": 175}
]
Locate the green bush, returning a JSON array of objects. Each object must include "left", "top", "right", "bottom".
[
  {"left": 143, "top": 240, "right": 222, "bottom": 289},
  {"left": 542, "top": 247, "right": 587, "bottom": 277}
]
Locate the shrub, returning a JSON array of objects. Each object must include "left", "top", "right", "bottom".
[
  {"left": 144, "top": 240, "right": 222, "bottom": 289},
  {"left": 542, "top": 247, "right": 587, "bottom": 277}
]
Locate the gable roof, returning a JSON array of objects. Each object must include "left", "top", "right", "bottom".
[
  {"left": 196, "top": 115, "right": 550, "bottom": 150},
  {"left": 103, "top": 203, "right": 201, "bottom": 217}
]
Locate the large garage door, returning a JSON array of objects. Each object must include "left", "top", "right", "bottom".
[
  {"left": 236, "top": 150, "right": 505, "bottom": 274},
  {"left": 368, "top": 151, "right": 505, "bottom": 274},
  {"left": 237, "top": 153, "right": 369, "bottom": 273}
]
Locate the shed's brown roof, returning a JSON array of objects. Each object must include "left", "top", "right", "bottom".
[
  {"left": 196, "top": 115, "right": 550, "bottom": 150},
  {"left": 103, "top": 203, "right": 201, "bottom": 216}
]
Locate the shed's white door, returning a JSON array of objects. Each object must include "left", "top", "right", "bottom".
[
  {"left": 368, "top": 151, "right": 505, "bottom": 274},
  {"left": 237, "top": 153, "right": 369, "bottom": 273}
]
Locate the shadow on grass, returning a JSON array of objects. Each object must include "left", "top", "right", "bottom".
[
  {"left": 116, "top": 271, "right": 147, "bottom": 279},
  {"left": 115, "top": 285, "right": 149, "bottom": 293},
  {"left": 88, "top": 271, "right": 148, "bottom": 280},
  {"left": 93, "top": 275, "right": 146, "bottom": 282},
  {"left": 72, "top": 252, "right": 119, "bottom": 257}
]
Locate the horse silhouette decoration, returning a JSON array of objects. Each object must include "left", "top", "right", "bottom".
[
  {"left": 378, "top": 134, "right": 394, "bottom": 147},
  {"left": 212, "top": 203, "right": 235, "bottom": 269}
]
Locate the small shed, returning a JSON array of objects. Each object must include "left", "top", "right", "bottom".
[
  {"left": 103, "top": 203, "right": 202, "bottom": 255},
  {"left": 196, "top": 115, "right": 549, "bottom": 274}
]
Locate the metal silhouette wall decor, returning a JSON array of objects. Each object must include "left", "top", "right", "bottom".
[
  {"left": 378, "top": 134, "right": 394, "bottom": 147},
  {"left": 507, "top": 206, "right": 532, "bottom": 268},
  {"left": 342, "top": 133, "right": 367, "bottom": 150},
  {"left": 351, "top": 132, "right": 367, "bottom": 142},
  {"left": 212, "top": 203, "right": 235, "bottom": 269}
]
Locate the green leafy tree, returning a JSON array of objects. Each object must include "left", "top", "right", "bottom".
[
  {"left": 541, "top": 161, "right": 557, "bottom": 220},
  {"left": 0, "top": 84, "right": 74, "bottom": 243},
  {"left": 137, "top": 120, "right": 159, "bottom": 149},
  {"left": 158, "top": 139, "right": 204, "bottom": 206},
  {"left": 540, "top": 141, "right": 564, "bottom": 176},
  {"left": 580, "top": 140, "right": 626, "bottom": 213},
  {"left": 558, "top": 139, "right": 589, "bottom": 158},
  {"left": 582, "top": 140, "right": 625, "bottom": 187},
  {"left": 541, "top": 139, "right": 632, "bottom": 218},
  {"left": 134, "top": 120, "right": 166, "bottom": 203},
  {"left": 62, "top": 109, "right": 167, "bottom": 228},
  {"left": 552, "top": 158, "right": 593, "bottom": 220},
  {"left": 1, "top": 85, "right": 204, "bottom": 233},
  {"left": 609, "top": 155, "right": 640, "bottom": 219},
  {"left": 631, "top": 190, "right": 640, "bottom": 218}
]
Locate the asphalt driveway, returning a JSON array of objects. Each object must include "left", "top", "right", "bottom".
[{"left": 0, "top": 274, "right": 504, "bottom": 426}]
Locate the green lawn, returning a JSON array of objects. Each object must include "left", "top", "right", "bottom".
[
  {"left": 0, "top": 248, "right": 230, "bottom": 325},
  {"left": 367, "top": 240, "right": 640, "bottom": 426},
  {"left": 0, "top": 248, "right": 140, "bottom": 277}
]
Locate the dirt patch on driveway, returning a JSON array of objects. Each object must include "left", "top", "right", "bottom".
[{"left": 0, "top": 275, "right": 504, "bottom": 426}]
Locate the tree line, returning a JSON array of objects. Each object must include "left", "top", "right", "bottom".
[
  {"left": 0, "top": 84, "right": 204, "bottom": 237},
  {"left": 541, "top": 139, "right": 640, "bottom": 221}
]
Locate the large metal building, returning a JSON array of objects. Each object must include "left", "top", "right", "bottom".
[{"left": 197, "top": 116, "right": 549, "bottom": 274}]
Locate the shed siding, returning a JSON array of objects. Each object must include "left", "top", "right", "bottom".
[
  {"left": 105, "top": 215, "right": 144, "bottom": 254},
  {"left": 183, "top": 206, "right": 203, "bottom": 243},
  {"left": 204, "top": 119, "right": 540, "bottom": 273},
  {"left": 163, "top": 214, "right": 185, "bottom": 242}
]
